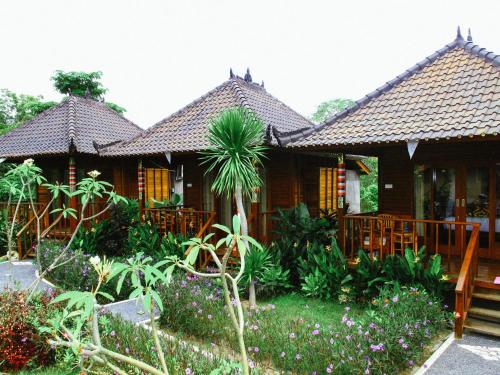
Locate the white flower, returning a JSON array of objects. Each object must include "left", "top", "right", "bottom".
[
  {"left": 88, "top": 170, "right": 101, "bottom": 179},
  {"left": 89, "top": 255, "right": 101, "bottom": 266},
  {"left": 23, "top": 158, "right": 34, "bottom": 167}
]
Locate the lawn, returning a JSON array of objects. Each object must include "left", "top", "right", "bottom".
[{"left": 264, "top": 293, "right": 362, "bottom": 327}]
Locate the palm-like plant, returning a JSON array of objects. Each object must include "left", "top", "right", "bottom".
[{"left": 201, "top": 107, "right": 267, "bottom": 307}]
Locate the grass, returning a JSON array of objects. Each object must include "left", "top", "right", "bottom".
[{"left": 263, "top": 293, "right": 362, "bottom": 327}]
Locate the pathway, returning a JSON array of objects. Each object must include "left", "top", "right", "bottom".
[
  {"left": 0, "top": 261, "right": 158, "bottom": 324},
  {"left": 419, "top": 333, "right": 500, "bottom": 375}
]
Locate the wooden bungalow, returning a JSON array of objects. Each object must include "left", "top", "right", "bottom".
[
  {"left": 97, "top": 70, "right": 368, "bottom": 240},
  {"left": 0, "top": 94, "right": 143, "bottom": 253},
  {"left": 274, "top": 28, "right": 500, "bottom": 337},
  {"left": 0, "top": 72, "right": 367, "bottom": 257}
]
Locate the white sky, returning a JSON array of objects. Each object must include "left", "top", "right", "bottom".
[{"left": 1, "top": 0, "right": 499, "bottom": 128}]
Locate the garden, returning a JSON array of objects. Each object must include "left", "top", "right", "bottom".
[{"left": 0, "top": 108, "right": 453, "bottom": 374}]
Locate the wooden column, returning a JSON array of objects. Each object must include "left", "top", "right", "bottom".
[
  {"left": 138, "top": 159, "right": 145, "bottom": 217},
  {"left": 337, "top": 154, "right": 346, "bottom": 251},
  {"left": 68, "top": 157, "right": 78, "bottom": 231}
]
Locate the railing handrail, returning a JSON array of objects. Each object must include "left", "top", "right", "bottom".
[
  {"left": 454, "top": 224, "right": 480, "bottom": 338},
  {"left": 15, "top": 203, "right": 49, "bottom": 237},
  {"left": 144, "top": 207, "right": 216, "bottom": 215},
  {"left": 344, "top": 214, "right": 481, "bottom": 228}
]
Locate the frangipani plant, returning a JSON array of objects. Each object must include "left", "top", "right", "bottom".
[{"left": 168, "top": 214, "right": 261, "bottom": 375}]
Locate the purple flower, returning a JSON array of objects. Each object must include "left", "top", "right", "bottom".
[
  {"left": 110, "top": 331, "right": 116, "bottom": 337},
  {"left": 370, "top": 343, "right": 385, "bottom": 352},
  {"left": 312, "top": 329, "right": 320, "bottom": 335},
  {"left": 254, "top": 346, "right": 260, "bottom": 353},
  {"left": 314, "top": 323, "right": 320, "bottom": 329},
  {"left": 392, "top": 295, "right": 399, "bottom": 303},
  {"left": 402, "top": 343, "right": 409, "bottom": 350},
  {"left": 249, "top": 360, "right": 255, "bottom": 369},
  {"left": 185, "top": 368, "right": 192, "bottom": 375}
]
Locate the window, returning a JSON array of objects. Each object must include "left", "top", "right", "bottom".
[
  {"left": 319, "top": 167, "right": 337, "bottom": 214},
  {"left": 145, "top": 168, "right": 170, "bottom": 204}
]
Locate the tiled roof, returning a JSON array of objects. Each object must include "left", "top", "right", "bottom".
[
  {"left": 277, "top": 28, "right": 500, "bottom": 147},
  {"left": 99, "top": 75, "right": 313, "bottom": 156},
  {"left": 0, "top": 95, "right": 142, "bottom": 158}
]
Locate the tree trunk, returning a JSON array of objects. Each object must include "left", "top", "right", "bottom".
[
  {"left": 248, "top": 278, "right": 257, "bottom": 309},
  {"left": 234, "top": 181, "right": 248, "bottom": 239}
]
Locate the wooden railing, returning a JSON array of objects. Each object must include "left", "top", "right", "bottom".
[
  {"left": 184, "top": 211, "right": 217, "bottom": 270},
  {"left": 14, "top": 201, "right": 110, "bottom": 259},
  {"left": 342, "top": 215, "right": 477, "bottom": 270},
  {"left": 144, "top": 208, "right": 216, "bottom": 238},
  {"left": 454, "top": 224, "right": 480, "bottom": 338}
]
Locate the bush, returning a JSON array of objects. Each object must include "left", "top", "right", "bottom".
[
  {"left": 0, "top": 290, "right": 60, "bottom": 372},
  {"left": 298, "top": 239, "right": 352, "bottom": 300},
  {"left": 159, "top": 274, "right": 451, "bottom": 373},
  {"left": 271, "top": 203, "right": 336, "bottom": 285},
  {"left": 71, "top": 200, "right": 139, "bottom": 257},
  {"left": 99, "top": 313, "right": 241, "bottom": 374},
  {"left": 37, "top": 240, "right": 133, "bottom": 301}
]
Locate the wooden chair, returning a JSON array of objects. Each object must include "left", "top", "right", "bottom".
[
  {"left": 377, "top": 214, "right": 396, "bottom": 255},
  {"left": 392, "top": 216, "right": 418, "bottom": 255},
  {"left": 357, "top": 217, "right": 382, "bottom": 258}
]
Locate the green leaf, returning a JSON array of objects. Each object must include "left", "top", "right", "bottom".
[
  {"left": 232, "top": 215, "right": 241, "bottom": 234},
  {"left": 97, "top": 291, "right": 115, "bottom": 302}
]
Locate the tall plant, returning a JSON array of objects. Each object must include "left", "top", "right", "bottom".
[{"left": 201, "top": 107, "right": 267, "bottom": 308}]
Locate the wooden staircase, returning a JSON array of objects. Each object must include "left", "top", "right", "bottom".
[{"left": 464, "top": 287, "right": 500, "bottom": 338}]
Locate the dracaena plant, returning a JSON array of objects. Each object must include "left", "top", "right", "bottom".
[
  {"left": 45, "top": 253, "right": 175, "bottom": 375},
  {"left": 167, "top": 214, "right": 261, "bottom": 375}
]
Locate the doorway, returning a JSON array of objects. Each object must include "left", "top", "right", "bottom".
[{"left": 414, "top": 163, "right": 499, "bottom": 259}]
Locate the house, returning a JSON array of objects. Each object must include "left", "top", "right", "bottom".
[
  {"left": 274, "top": 28, "right": 500, "bottom": 337},
  {"left": 0, "top": 72, "right": 367, "bottom": 253},
  {"left": 97, "top": 70, "right": 367, "bottom": 235}
]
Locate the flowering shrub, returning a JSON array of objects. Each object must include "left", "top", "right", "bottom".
[
  {"left": 0, "top": 290, "right": 60, "bottom": 372},
  {"left": 37, "top": 240, "right": 133, "bottom": 301},
  {"left": 100, "top": 314, "right": 240, "bottom": 374},
  {"left": 160, "top": 274, "right": 451, "bottom": 373}
]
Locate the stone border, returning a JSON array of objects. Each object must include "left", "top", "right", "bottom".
[{"left": 413, "top": 333, "right": 455, "bottom": 374}]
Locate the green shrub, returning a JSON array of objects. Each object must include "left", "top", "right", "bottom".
[
  {"left": 37, "top": 240, "right": 133, "bottom": 301},
  {"left": 298, "top": 239, "right": 352, "bottom": 300},
  {"left": 271, "top": 203, "right": 336, "bottom": 286},
  {"left": 99, "top": 314, "right": 239, "bottom": 374},
  {"left": 159, "top": 273, "right": 451, "bottom": 374},
  {"left": 71, "top": 200, "right": 139, "bottom": 257}
]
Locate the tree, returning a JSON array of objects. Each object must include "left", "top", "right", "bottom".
[
  {"left": 310, "top": 98, "right": 354, "bottom": 124},
  {"left": 51, "top": 70, "right": 107, "bottom": 99},
  {"left": 51, "top": 70, "right": 127, "bottom": 114},
  {"left": 0, "top": 89, "right": 57, "bottom": 134},
  {"left": 360, "top": 157, "right": 378, "bottom": 212},
  {"left": 201, "top": 107, "right": 267, "bottom": 308}
]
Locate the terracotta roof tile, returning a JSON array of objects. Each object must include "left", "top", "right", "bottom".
[
  {"left": 278, "top": 31, "right": 500, "bottom": 148},
  {"left": 99, "top": 76, "right": 313, "bottom": 156},
  {"left": 0, "top": 96, "right": 142, "bottom": 158}
]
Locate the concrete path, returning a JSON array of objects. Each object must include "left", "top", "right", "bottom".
[
  {"left": 0, "top": 261, "right": 158, "bottom": 324},
  {"left": 423, "top": 333, "right": 500, "bottom": 375},
  {"left": 0, "top": 260, "right": 52, "bottom": 292}
]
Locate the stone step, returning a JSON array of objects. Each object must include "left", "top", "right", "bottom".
[
  {"left": 464, "top": 318, "right": 500, "bottom": 338},
  {"left": 468, "top": 306, "right": 500, "bottom": 322}
]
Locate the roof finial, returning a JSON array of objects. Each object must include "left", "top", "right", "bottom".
[
  {"left": 261, "top": 80, "right": 265, "bottom": 88},
  {"left": 456, "top": 26, "right": 463, "bottom": 41},
  {"left": 244, "top": 68, "right": 252, "bottom": 82},
  {"left": 467, "top": 28, "right": 473, "bottom": 42},
  {"left": 229, "top": 68, "right": 235, "bottom": 79}
]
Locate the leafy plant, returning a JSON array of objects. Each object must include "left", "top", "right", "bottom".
[
  {"left": 256, "top": 263, "right": 292, "bottom": 298},
  {"left": 201, "top": 106, "right": 267, "bottom": 307},
  {"left": 298, "top": 238, "right": 352, "bottom": 300},
  {"left": 240, "top": 246, "right": 273, "bottom": 304}
]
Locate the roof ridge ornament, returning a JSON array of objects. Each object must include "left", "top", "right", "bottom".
[
  {"left": 244, "top": 68, "right": 252, "bottom": 82},
  {"left": 467, "top": 28, "right": 473, "bottom": 42},
  {"left": 229, "top": 68, "right": 235, "bottom": 79},
  {"left": 456, "top": 26, "right": 464, "bottom": 42}
]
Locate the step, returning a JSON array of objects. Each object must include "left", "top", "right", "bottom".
[
  {"left": 468, "top": 306, "right": 500, "bottom": 322},
  {"left": 473, "top": 290, "right": 500, "bottom": 302},
  {"left": 464, "top": 318, "right": 500, "bottom": 338}
]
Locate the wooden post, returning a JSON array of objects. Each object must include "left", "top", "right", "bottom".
[
  {"left": 68, "top": 157, "right": 77, "bottom": 231},
  {"left": 138, "top": 159, "right": 145, "bottom": 219},
  {"left": 337, "top": 154, "right": 346, "bottom": 251}
]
